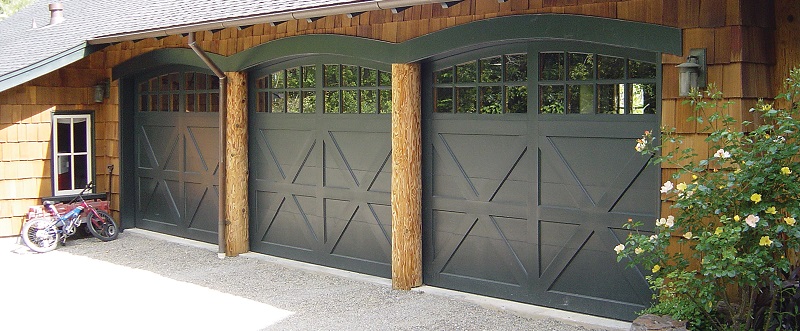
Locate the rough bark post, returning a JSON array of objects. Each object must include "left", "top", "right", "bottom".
[
  {"left": 391, "top": 63, "right": 422, "bottom": 290},
  {"left": 225, "top": 71, "right": 249, "bottom": 256}
]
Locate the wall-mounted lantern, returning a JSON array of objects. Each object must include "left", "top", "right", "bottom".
[
  {"left": 93, "top": 79, "right": 109, "bottom": 103},
  {"left": 676, "top": 48, "right": 706, "bottom": 97}
]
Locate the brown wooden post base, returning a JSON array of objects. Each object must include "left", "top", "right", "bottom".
[
  {"left": 391, "top": 63, "right": 422, "bottom": 290},
  {"left": 225, "top": 71, "right": 249, "bottom": 256}
]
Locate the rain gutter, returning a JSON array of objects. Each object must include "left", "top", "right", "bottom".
[
  {"left": 87, "top": 0, "right": 449, "bottom": 45},
  {"left": 187, "top": 32, "right": 227, "bottom": 259}
]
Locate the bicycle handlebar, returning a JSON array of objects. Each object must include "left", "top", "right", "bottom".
[{"left": 68, "top": 181, "right": 95, "bottom": 204}]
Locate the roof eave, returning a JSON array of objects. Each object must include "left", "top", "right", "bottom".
[
  {"left": 87, "top": 0, "right": 448, "bottom": 45},
  {"left": 0, "top": 42, "right": 99, "bottom": 94}
]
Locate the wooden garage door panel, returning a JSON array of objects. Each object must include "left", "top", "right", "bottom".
[
  {"left": 250, "top": 114, "right": 392, "bottom": 277},
  {"left": 325, "top": 131, "right": 391, "bottom": 192},
  {"left": 185, "top": 126, "right": 219, "bottom": 175},
  {"left": 537, "top": 121, "right": 656, "bottom": 314},
  {"left": 251, "top": 129, "right": 318, "bottom": 185},
  {"left": 548, "top": 228, "right": 652, "bottom": 305},
  {"left": 134, "top": 112, "right": 219, "bottom": 243},
  {"left": 184, "top": 182, "right": 219, "bottom": 234},
  {"left": 138, "top": 124, "right": 179, "bottom": 171},
  {"left": 137, "top": 176, "right": 181, "bottom": 226},
  {"left": 540, "top": 135, "right": 656, "bottom": 214},
  {"left": 327, "top": 199, "right": 391, "bottom": 263},
  {"left": 431, "top": 129, "right": 529, "bottom": 204},
  {"left": 258, "top": 192, "right": 321, "bottom": 251},
  {"left": 426, "top": 117, "right": 534, "bottom": 294},
  {"left": 433, "top": 211, "right": 534, "bottom": 286}
]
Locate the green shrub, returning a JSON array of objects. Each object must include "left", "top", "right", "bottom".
[{"left": 616, "top": 68, "right": 800, "bottom": 330}]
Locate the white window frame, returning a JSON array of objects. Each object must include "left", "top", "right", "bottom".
[{"left": 51, "top": 113, "right": 94, "bottom": 196}]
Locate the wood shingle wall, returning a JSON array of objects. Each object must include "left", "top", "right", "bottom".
[
  {"left": 0, "top": 0, "right": 795, "bottom": 236},
  {"left": 0, "top": 51, "right": 116, "bottom": 236}
]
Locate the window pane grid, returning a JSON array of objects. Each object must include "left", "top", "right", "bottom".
[
  {"left": 538, "top": 51, "right": 657, "bottom": 115},
  {"left": 258, "top": 64, "right": 390, "bottom": 114},
  {"left": 323, "top": 64, "right": 391, "bottom": 114},
  {"left": 52, "top": 114, "right": 92, "bottom": 195},
  {"left": 137, "top": 72, "right": 219, "bottom": 112},
  {"left": 254, "top": 66, "right": 317, "bottom": 113},
  {"left": 433, "top": 53, "right": 528, "bottom": 114}
]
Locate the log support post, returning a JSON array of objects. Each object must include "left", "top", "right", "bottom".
[
  {"left": 391, "top": 63, "right": 422, "bottom": 290},
  {"left": 225, "top": 71, "right": 249, "bottom": 256}
]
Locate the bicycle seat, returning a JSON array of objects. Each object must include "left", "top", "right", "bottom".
[{"left": 43, "top": 200, "right": 55, "bottom": 207}]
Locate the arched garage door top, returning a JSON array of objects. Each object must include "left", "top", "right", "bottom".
[{"left": 113, "top": 14, "right": 681, "bottom": 79}]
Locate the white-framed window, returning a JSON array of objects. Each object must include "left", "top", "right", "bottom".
[{"left": 52, "top": 113, "right": 93, "bottom": 195}]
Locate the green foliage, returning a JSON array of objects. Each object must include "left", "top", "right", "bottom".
[
  {"left": 0, "top": 0, "right": 32, "bottom": 20},
  {"left": 616, "top": 68, "right": 800, "bottom": 330}
]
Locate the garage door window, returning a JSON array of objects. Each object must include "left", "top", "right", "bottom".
[
  {"left": 324, "top": 65, "right": 392, "bottom": 114},
  {"left": 254, "top": 64, "right": 392, "bottom": 114},
  {"left": 433, "top": 54, "right": 528, "bottom": 114},
  {"left": 137, "top": 72, "right": 220, "bottom": 112},
  {"left": 539, "top": 52, "right": 656, "bottom": 115},
  {"left": 255, "top": 65, "right": 316, "bottom": 113}
]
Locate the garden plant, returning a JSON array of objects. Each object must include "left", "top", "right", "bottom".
[{"left": 616, "top": 68, "right": 800, "bottom": 331}]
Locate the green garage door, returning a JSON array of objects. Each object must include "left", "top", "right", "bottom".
[
  {"left": 423, "top": 43, "right": 660, "bottom": 320},
  {"left": 134, "top": 70, "right": 221, "bottom": 243},
  {"left": 249, "top": 57, "right": 394, "bottom": 277}
]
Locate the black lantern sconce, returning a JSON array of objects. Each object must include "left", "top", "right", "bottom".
[
  {"left": 93, "top": 79, "right": 110, "bottom": 103},
  {"left": 676, "top": 48, "right": 706, "bottom": 97}
]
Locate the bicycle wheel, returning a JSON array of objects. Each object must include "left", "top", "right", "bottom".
[
  {"left": 86, "top": 210, "right": 119, "bottom": 241},
  {"left": 21, "top": 218, "right": 60, "bottom": 253}
]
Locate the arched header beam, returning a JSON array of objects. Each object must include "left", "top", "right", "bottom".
[{"left": 114, "top": 14, "right": 680, "bottom": 78}]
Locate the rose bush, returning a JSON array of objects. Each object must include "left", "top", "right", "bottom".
[{"left": 616, "top": 68, "right": 800, "bottom": 331}]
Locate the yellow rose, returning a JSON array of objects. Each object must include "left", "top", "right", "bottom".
[
  {"left": 634, "top": 247, "right": 644, "bottom": 254},
  {"left": 652, "top": 265, "right": 661, "bottom": 273},
  {"left": 714, "top": 227, "right": 723, "bottom": 235},
  {"left": 781, "top": 167, "right": 792, "bottom": 175},
  {"left": 676, "top": 182, "right": 688, "bottom": 191},
  {"left": 734, "top": 215, "right": 741, "bottom": 221},
  {"left": 751, "top": 193, "right": 762, "bottom": 203},
  {"left": 786, "top": 217, "right": 796, "bottom": 226},
  {"left": 691, "top": 174, "right": 698, "bottom": 180},
  {"left": 766, "top": 206, "right": 777, "bottom": 215},
  {"left": 683, "top": 232, "right": 693, "bottom": 239},
  {"left": 759, "top": 236, "right": 773, "bottom": 246}
]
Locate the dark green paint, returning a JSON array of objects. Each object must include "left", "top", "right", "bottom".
[
  {"left": 129, "top": 68, "right": 221, "bottom": 243},
  {"left": 113, "top": 14, "right": 681, "bottom": 79},
  {"left": 248, "top": 56, "right": 393, "bottom": 278},
  {"left": 119, "top": 77, "right": 137, "bottom": 230},
  {"left": 421, "top": 42, "right": 661, "bottom": 321}
]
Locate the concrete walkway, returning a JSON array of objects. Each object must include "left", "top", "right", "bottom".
[{"left": 1, "top": 229, "right": 630, "bottom": 331}]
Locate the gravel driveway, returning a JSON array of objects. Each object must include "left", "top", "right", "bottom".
[{"left": 1, "top": 230, "right": 629, "bottom": 331}]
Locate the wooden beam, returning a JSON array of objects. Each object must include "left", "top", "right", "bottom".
[
  {"left": 225, "top": 71, "right": 249, "bottom": 256},
  {"left": 391, "top": 63, "right": 422, "bottom": 290}
]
